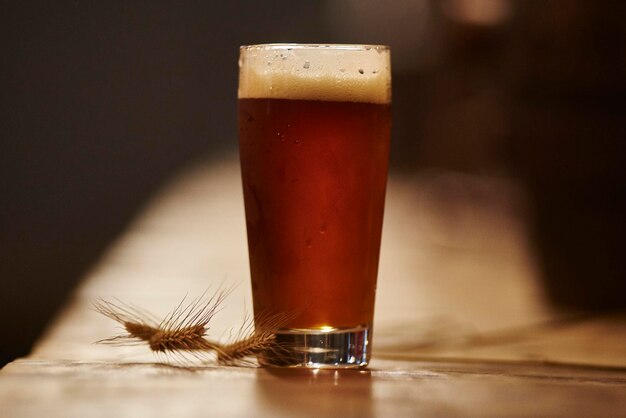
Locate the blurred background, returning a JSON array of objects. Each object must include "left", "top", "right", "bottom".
[{"left": 1, "top": 0, "right": 624, "bottom": 366}]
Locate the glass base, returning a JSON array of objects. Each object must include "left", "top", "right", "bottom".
[{"left": 258, "top": 324, "right": 371, "bottom": 368}]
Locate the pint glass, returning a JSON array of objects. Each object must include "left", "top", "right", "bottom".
[{"left": 238, "top": 44, "right": 391, "bottom": 367}]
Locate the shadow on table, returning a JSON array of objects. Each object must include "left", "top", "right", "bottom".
[{"left": 254, "top": 368, "right": 373, "bottom": 416}]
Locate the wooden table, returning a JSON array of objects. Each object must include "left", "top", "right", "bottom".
[{"left": 2, "top": 157, "right": 625, "bottom": 417}]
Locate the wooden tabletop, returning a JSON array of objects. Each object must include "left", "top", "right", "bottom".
[{"left": 2, "top": 156, "right": 625, "bottom": 417}]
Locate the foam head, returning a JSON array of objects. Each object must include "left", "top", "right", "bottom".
[{"left": 238, "top": 44, "right": 391, "bottom": 104}]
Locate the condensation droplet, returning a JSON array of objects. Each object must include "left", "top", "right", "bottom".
[
  {"left": 319, "top": 223, "right": 327, "bottom": 234},
  {"left": 303, "top": 61, "right": 310, "bottom": 69},
  {"left": 305, "top": 238, "right": 313, "bottom": 248}
]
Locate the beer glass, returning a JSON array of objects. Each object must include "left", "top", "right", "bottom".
[{"left": 238, "top": 44, "right": 391, "bottom": 367}]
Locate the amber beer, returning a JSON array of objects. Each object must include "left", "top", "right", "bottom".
[{"left": 238, "top": 44, "right": 391, "bottom": 367}]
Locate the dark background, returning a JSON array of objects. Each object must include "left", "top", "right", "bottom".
[{"left": 2, "top": 1, "right": 624, "bottom": 366}]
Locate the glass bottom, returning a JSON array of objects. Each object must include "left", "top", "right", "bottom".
[{"left": 258, "top": 324, "right": 371, "bottom": 368}]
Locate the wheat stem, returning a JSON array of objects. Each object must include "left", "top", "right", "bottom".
[{"left": 93, "top": 291, "right": 289, "bottom": 366}]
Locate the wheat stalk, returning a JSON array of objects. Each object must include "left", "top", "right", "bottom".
[
  {"left": 93, "top": 289, "right": 288, "bottom": 366},
  {"left": 215, "top": 311, "right": 291, "bottom": 366}
]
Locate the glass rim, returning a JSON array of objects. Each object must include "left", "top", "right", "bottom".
[{"left": 240, "top": 43, "right": 390, "bottom": 52}]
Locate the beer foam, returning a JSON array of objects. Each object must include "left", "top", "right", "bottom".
[{"left": 239, "top": 44, "right": 391, "bottom": 104}]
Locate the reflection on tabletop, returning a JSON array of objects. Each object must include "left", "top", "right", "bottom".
[{"left": 2, "top": 157, "right": 625, "bottom": 418}]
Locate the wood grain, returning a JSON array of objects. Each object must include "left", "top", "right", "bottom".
[{"left": 1, "top": 156, "right": 624, "bottom": 417}]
